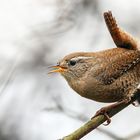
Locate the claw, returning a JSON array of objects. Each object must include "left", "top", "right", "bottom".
[
  {"left": 91, "top": 99, "right": 129, "bottom": 126},
  {"left": 91, "top": 108, "right": 111, "bottom": 126},
  {"left": 103, "top": 113, "right": 111, "bottom": 126}
]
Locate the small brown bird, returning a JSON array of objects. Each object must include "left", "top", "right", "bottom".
[{"left": 49, "top": 11, "right": 140, "bottom": 124}]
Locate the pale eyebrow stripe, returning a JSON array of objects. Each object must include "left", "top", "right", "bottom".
[{"left": 71, "top": 56, "right": 93, "bottom": 61}]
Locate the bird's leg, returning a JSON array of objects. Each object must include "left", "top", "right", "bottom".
[{"left": 92, "top": 99, "right": 130, "bottom": 125}]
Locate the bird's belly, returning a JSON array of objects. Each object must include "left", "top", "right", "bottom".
[
  {"left": 84, "top": 92, "right": 122, "bottom": 103},
  {"left": 69, "top": 81, "right": 123, "bottom": 103},
  {"left": 82, "top": 88, "right": 123, "bottom": 103},
  {"left": 72, "top": 82, "right": 123, "bottom": 103}
]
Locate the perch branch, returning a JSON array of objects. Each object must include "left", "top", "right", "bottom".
[{"left": 61, "top": 90, "right": 140, "bottom": 140}]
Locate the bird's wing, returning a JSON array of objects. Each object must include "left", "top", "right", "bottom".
[
  {"left": 96, "top": 50, "right": 140, "bottom": 85},
  {"left": 104, "top": 11, "right": 138, "bottom": 50}
]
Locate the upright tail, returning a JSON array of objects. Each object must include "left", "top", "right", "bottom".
[{"left": 104, "top": 11, "right": 139, "bottom": 50}]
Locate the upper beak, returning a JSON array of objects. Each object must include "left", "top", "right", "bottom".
[{"left": 48, "top": 65, "right": 66, "bottom": 74}]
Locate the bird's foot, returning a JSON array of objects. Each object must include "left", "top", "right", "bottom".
[
  {"left": 91, "top": 99, "right": 130, "bottom": 126},
  {"left": 91, "top": 106, "right": 111, "bottom": 126}
]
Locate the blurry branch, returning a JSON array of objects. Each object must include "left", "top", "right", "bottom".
[
  {"left": 0, "top": 55, "right": 20, "bottom": 96},
  {"left": 45, "top": 89, "right": 140, "bottom": 140},
  {"left": 31, "top": 0, "right": 100, "bottom": 38},
  {"left": 59, "top": 90, "right": 140, "bottom": 140},
  {"left": 45, "top": 98, "right": 123, "bottom": 140},
  {"left": 126, "top": 130, "right": 140, "bottom": 140}
]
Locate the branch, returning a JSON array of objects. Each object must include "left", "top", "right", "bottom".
[
  {"left": 60, "top": 90, "right": 140, "bottom": 140},
  {"left": 45, "top": 102, "right": 122, "bottom": 140}
]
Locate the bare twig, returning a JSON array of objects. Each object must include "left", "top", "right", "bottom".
[
  {"left": 125, "top": 130, "right": 140, "bottom": 140},
  {"left": 44, "top": 99, "right": 122, "bottom": 140},
  {"left": 0, "top": 54, "right": 20, "bottom": 96},
  {"left": 60, "top": 90, "right": 140, "bottom": 140}
]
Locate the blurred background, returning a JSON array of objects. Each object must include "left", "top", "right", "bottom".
[{"left": 0, "top": 0, "right": 140, "bottom": 140}]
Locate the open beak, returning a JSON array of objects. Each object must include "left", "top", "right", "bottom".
[{"left": 48, "top": 65, "right": 66, "bottom": 74}]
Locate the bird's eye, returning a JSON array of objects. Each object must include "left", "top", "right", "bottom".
[{"left": 68, "top": 60, "right": 76, "bottom": 66}]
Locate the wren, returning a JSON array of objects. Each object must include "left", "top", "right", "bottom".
[{"left": 49, "top": 11, "right": 140, "bottom": 125}]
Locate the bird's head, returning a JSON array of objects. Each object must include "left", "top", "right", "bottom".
[{"left": 49, "top": 52, "right": 96, "bottom": 81}]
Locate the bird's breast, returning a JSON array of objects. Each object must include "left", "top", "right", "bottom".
[{"left": 67, "top": 77, "right": 119, "bottom": 103}]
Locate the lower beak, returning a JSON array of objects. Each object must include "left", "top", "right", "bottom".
[{"left": 48, "top": 65, "right": 66, "bottom": 74}]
